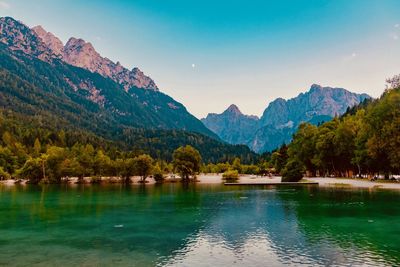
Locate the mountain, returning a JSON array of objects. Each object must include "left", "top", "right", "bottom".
[
  {"left": 202, "top": 84, "right": 371, "bottom": 153},
  {"left": 0, "top": 16, "right": 217, "bottom": 138},
  {"left": 0, "top": 17, "right": 55, "bottom": 62},
  {"left": 0, "top": 16, "right": 258, "bottom": 162},
  {"left": 201, "top": 104, "right": 259, "bottom": 145},
  {"left": 31, "top": 25, "right": 64, "bottom": 56},
  {"left": 32, "top": 25, "right": 158, "bottom": 91},
  {"left": 259, "top": 84, "right": 370, "bottom": 127}
]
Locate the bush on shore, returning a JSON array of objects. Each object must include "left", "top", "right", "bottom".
[
  {"left": 281, "top": 160, "right": 304, "bottom": 182},
  {"left": 222, "top": 170, "right": 239, "bottom": 181}
]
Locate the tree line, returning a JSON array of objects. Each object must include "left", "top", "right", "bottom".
[
  {"left": 3, "top": 73, "right": 398, "bottom": 184},
  {"left": 271, "top": 80, "right": 400, "bottom": 181},
  {"left": 0, "top": 46, "right": 258, "bottom": 165},
  {"left": 0, "top": 109, "right": 267, "bottom": 184},
  {"left": 0, "top": 134, "right": 206, "bottom": 184}
]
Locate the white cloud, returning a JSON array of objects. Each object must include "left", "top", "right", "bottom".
[
  {"left": 0, "top": 1, "right": 10, "bottom": 9},
  {"left": 191, "top": 63, "right": 196, "bottom": 68},
  {"left": 395, "top": 24, "right": 400, "bottom": 28},
  {"left": 351, "top": 52, "right": 357, "bottom": 57},
  {"left": 389, "top": 33, "right": 399, "bottom": 41}
]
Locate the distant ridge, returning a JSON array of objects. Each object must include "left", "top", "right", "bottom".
[
  {"left": 202, "top": 84, "right": 371, "bottom": 153},
  {"left": 201, "top": 105, "right": 259, "bottom": 145}
]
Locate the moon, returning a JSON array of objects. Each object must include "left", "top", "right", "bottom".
[{"left": 191, "top": 63, "right": 196, "bottom": 68}]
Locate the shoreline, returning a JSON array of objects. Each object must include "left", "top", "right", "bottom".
[
  {"left": 1, "top": 175, "right": 400, "bottom": 190},
  {"left": 307, "top": 177, "right": 400, "bottom": 190}
]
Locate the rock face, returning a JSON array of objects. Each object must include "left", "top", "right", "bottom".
[
  {"left": 31, "top": 23, "right": 158, "bottom": 91},
  {"left": 202, "top": 85, "right": 371, "bottom": 153},
  {"left": 62, "top": 37, "right": 158, "bottom": 91},
  {"left": 201, "top": 104, "right": 259, "bottom": 145},
  {"left": 32, "top": 25, "right": 64, "bottom": 56},
  {"left": 1, "top": 16, "right": 159, "bottom": 92},
  {"left": 259, "top": 84, "right": 370, "bottom": 127},
  {"left": 0, "top": 17, "right": 55, "bottom": 61},
  {"left": 0, "top": 16, "right": 217, "bottom": 139}
]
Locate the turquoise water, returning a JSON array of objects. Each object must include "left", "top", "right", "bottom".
[{"left": 0, "top": 184, "right": 399, "bottom": 266}]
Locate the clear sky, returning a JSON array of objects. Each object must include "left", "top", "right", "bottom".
[{"left": 1, "top": 0, "right": 400, "bottom": 118}]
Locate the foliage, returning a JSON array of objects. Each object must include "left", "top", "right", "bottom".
[
  {"left": 232, "top": 158, "right": 242, "bottom": 173},
  {"left": 0, "top": 166, "right": 10, "bottom": 180},
  {"left": 152, "top": 164, "right": 165, "bottom": 182},
  {"left": 281, "top": 160, "right": 304, "bottom": 182},
  {"left": 172, "top": 145, "right": 201, "bottom": 180},
  {"left": 222, "top": 170, "right": 239, "bottom": 181},
  {"left": 271, "top": 144, "right": 288, "bottom": 174},
  {"left": 278, "top": 80, "right": 400, "bottom": 179},
  {"left": 17, "top": 157, "right": 42, "bottom": 184},
  {"left": 134, "top": 154, "right": 153, "bottom": 182},
  {"left": 0, "top": 44, "right": 258, "bottom": 164}
]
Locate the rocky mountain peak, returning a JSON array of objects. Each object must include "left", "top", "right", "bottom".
[
  {"left": 61, "top": 36, "right": 158, "bottom": 91},
  {"left": 129, "top": 67, "right": 159, "bottom": 91},
  {"left": 0, "top": 17, "right": 54, "bottom": 62},
  {"left": 32, "top": 25, "right": 64, "bottom": 56},
  {"left": 201, "top": 104, "right": 259, "bottom": 145},
  {"left": 310, "top": 83, "right": 323, "bottom": 91},
  {"left": 65, "top": 37, "right": 95, "bottom": 51},
  {"left": 0, "top": 16, "right": 159, "bottom": 92},
  {"left": 63, "top": 37, "right": 103, "bottom": 72},
  {"left": 203, "top": 84, "right": 371, "bottom": 153},
  {"left": 224, "top": 104, "right": 242, "bottom": 115},
  {"left": 269, "top": 97, "right": 287, "bottom": 105}
]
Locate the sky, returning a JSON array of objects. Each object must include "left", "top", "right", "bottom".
[{"left": 1, "top": 0, "right": 400, "bottom": 118}]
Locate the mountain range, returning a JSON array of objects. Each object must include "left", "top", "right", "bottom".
[
  {"left": 0, "top": 16, "right": 372, "bottom": 159},
  {"left": 0, "top": 16, "right": 218, "bottom": 135},
  {"left": 202, "top": 84, "right": 370, "bottom": 153},
  {"left": 0, "top": 16, "right": 257, "bottom": 162}
]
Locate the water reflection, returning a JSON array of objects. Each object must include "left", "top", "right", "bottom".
[
  {"left": 159, "top": 186, "right": 400, "bottom": 267},
  {"left": 0, "top": 184, "right": 399, "bottom": 266}
]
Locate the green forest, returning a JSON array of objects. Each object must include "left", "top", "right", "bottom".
[
  {"left": 0, "top": 109, "right": 262, "bottom": 183},
  {"left": 1, "top": 36, "right": 399, "bottom": 184},
  {"left": 271, "top": 77, "right": 400, "bottom": 181},
  {"left": 1, "top": 78, "right": 400, "bottom": 183}
]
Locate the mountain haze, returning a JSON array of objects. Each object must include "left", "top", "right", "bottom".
[
  {"left": 202, "top": 84, "right": 371, "bottom": 153},
  {"left": 201, "top": 104, "right": 259, "bottom": 145}
]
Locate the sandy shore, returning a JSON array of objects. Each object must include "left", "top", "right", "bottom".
[
  {"left": 198, "top": 175, "right": 400, "bottom": 190},
  {"left": 308, "top": 177, "right": 400, "bottom": 190},
  {"left": 196, "top": 174, "right": 281, "bottom": 184},
  {"left": 1, "top": 175, "right": 400, "bottom": 190},
  {"left": 0, "top": 174, "right": 278, "bottom": 186}
]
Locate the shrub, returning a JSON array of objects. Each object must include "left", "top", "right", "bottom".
[
  {"left": 90, "top": 176, "right": 102, "bottom": 184},
  {"left": 17, "top": 157, "right": 43, "bottom": 184},
  {"left": 153, "top": 165, "right": 165, "bottom": 183},
  {"left": 222, "top": 170, "right": 239, "bottom": 181},
  {"left": 0, "top": 167, "right": 10, "bottom": 180},
  {"left": 281, "top": 160, "right": 304, "bottom": 182}
]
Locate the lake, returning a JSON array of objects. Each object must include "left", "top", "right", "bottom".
[{"left": 0, "top": 183, "right": 399, "bottom": 266}]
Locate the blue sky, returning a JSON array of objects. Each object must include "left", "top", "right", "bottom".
[{"left": 1, "top": 0, "right": 400, "bottom": 118}]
